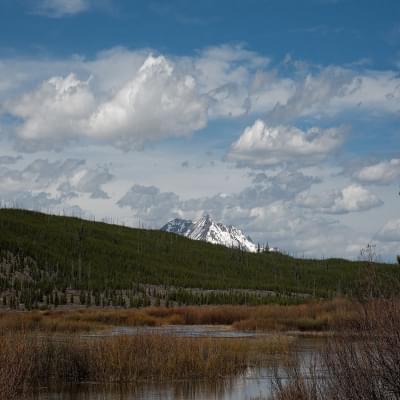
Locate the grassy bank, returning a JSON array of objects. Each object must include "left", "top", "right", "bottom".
[{"left": 0, "top": 298, "right": 359, "bottom": 334}]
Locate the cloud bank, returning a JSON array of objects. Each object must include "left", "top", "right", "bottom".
[{"left": 2, "top": 45, "right": 400, "bottom": 153}]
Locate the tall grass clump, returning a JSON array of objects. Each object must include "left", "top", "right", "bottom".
[{"left": 0, "top": 333, "right": 291, "bottom": 398}]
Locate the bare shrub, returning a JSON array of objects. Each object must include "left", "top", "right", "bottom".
[{"left": 272, "top": 299, "right": 400, "bottom": 400}]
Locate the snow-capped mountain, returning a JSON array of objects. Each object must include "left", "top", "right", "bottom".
[{"left": 161, "top": 215, "right": 258, "bottom": 252}]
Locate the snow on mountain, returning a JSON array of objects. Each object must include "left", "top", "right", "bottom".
[{"left": 161, "top": 215, "right": 258, "bottom": 252}]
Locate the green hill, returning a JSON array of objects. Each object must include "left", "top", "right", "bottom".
[{"left": 0, "top": 209, "right": 398, "bottom": 308}]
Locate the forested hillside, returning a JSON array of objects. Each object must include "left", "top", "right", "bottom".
[{"left": 0, "top": 209, "right": 398, "bottom": 309}]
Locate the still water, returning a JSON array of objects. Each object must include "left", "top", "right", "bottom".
[{"left": 23, "top": 326, "right": 323, "bottom": 400}]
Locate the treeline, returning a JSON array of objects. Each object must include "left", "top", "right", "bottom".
[
  {"left": 0, "top": 283, "right": 304, "bottom": 310},
  {"left": 0, "top": 209, "right": 399, "bottom": 309}
]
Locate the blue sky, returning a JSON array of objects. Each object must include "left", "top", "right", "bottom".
[
  {"left": 0, "top": 0, "right": 399, "bottom": 260},
  {"left": 1, "top": 0, "right": 400, "bottom": 67}
]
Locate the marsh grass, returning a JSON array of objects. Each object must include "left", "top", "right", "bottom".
[
  {"left": 0, "top": 298, "right": 359, "bottom": 334},
  {"left": 0, "top": 333, "right": 293, "bottom": 399},
  {"left": 232, "top": 298, "right": 358, "bottom": 332}
]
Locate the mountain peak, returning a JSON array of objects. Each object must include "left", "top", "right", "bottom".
[{"left": 161, "top": 215, "right": 258, "bottom": 252}]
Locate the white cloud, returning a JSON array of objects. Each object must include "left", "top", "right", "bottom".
[
  {"left": 117, "top": 184, "right": 180, "bottom": 226},
  {"left": 268, "top": 66, "right": 400, "bottom": 122},
  {"left": 296, "top": 184, "right": 383, "bottom": 214},
  {"left": 192, "top": 45, "right": 293, "bottom": 118},
  {"left": 5, "top": 56, "right": 208, "bottom": 151},
  {"left": 2, "top": 46, "right": 400, "bottom": 152},
  {"left": 227, "top": 120, "right": 346, "bottom": 168},
  {"left": 0, "top": 191, "right": 61, "bottom": 210},
  {"left": 33, "top": 0, "right": 90, "bottom": 17},
  {"left": 0, "top": 46, "right": 300, "bottom": 151},
  {"left": 376, "top": 218, "right": 400, "bottom": 242},
  {"left": 116, "top": 181, "right": 375, "bottom": 258},
  {"left": 88, "top": 55, "right": 208, "bottom": 147},
  {"left": 0, "top": 158, "right": 113, "bottom": 200},
  {"left": 353, "top": 158, "right": 400, "bottom": 185},
  {"left": 7, "top": 74, "right": 96, "bottom": 148}
]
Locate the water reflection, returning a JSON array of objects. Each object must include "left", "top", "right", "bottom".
[
  {"left": 85, "top": 325, "right": 269, "bottom": 339},
  {"left": 24, "top": 371, "right": 275, "bottom": 400}
]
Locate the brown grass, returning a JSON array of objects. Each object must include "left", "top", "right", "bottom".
[
  {"left": 232, "top": 298, "right": 359, "bottom": 332},
  {"left": 0, "top": 333, "right": 293, "bottom": 399},
  {"left": 0, "top": 298, "right": 361, "bottom": 334}
]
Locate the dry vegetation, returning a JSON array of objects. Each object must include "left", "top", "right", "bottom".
[
  {"left": 0, "top": 298, "right": 360, "bottom": 334},
  {"left": 0, "top": 333, "right": 293, "bottom": 399},
  {"left": 272, "top": 299, "right": 400, "bottom": 400},
  {"left": 1, "top": 298, "right": 398, "bottom": 399},
  {"left": 232, "top": 298, "right": 359, "bottom": 332}
]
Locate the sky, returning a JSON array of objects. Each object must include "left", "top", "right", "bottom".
[{"left": 0, "top": 0, "right": 399, "bottom": 261}]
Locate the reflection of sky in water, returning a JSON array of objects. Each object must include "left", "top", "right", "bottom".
[
  {"left": 22, "top": 371, "right": 275, "bottom": 400},
  {"left": 84, "top": 325, "right": 270, "bottom": 338}
]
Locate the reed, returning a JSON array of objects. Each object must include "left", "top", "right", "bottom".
[{"left": 0, "top": 333, "right": 292, "bottom": 399}]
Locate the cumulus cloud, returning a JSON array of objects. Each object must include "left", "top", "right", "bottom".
[
  {"left": 227, "top": 120, "right": 346, "bottom": 168},
  {"left": 2, "top": 45, "right": 400, "bottom": 151},
  {"left": 296, "top": 184, "right": 383, "bottom": 214},
  {"left": 352, "top": 158, "right": 400, "bottom": 185},
  {"left": 32, "top": 0, "right": 91, "bottom": 17},
  {"left": 5, "top": 56, "right": 208, "bottom": 151},
  {"left": 6, "top": 74, "right": 96, "bottom": 149},
  {"left": 88, "top": 56, "right": 207, "bottom": 148}
]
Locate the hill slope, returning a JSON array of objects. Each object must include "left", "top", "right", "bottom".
[{"left": 0, "top": 209, "right": 398, "bottom": 303}]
